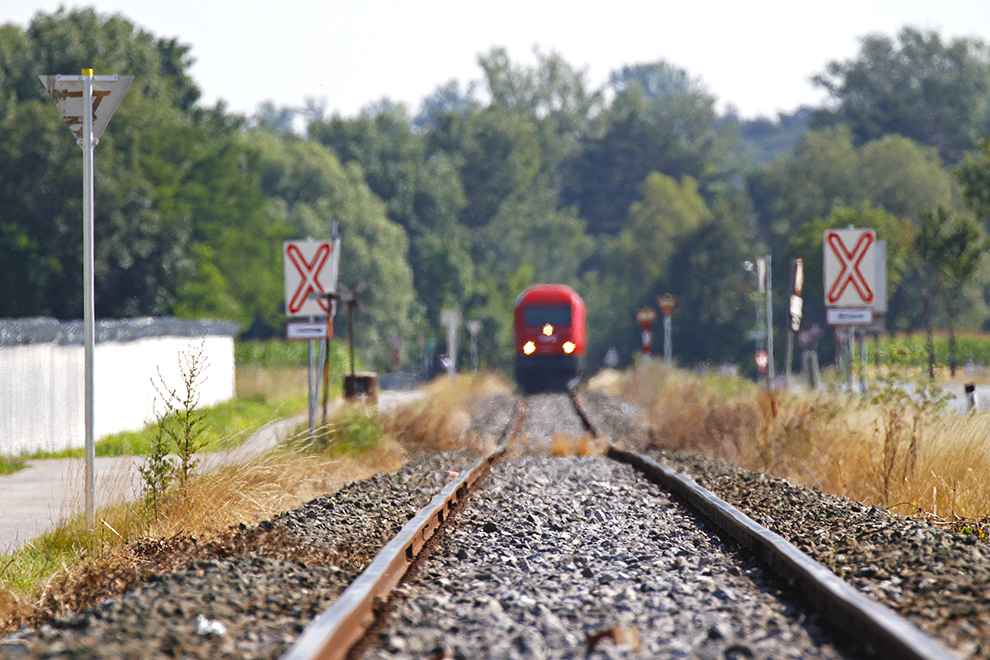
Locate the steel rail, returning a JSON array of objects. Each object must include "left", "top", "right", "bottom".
[
  {"left": 608, "top": 446, "right": 960, "bottom": 660},
  {"left": 280, "top": 449, "right": 500, "bottom": 660}
]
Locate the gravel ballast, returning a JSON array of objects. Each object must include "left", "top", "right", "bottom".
[
  {"left": 4, "top": 388, "right": 987, "bottom": 659},
  {"left": 362, "top": 454, "right": 852, "bottom": 660},
  {"left": 579, "top": 389, "right": 989, "bottom": 658}
]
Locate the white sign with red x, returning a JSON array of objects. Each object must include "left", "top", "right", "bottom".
[
  {"left": 823, "top": 229, "right": 877, "bottom": 308},
  {"left": 284, "top": 240, "right": 338, "bottom": 318}
]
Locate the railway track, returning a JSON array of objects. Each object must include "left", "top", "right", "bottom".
[
  {"left": 2, "top": 390, "right": 979, "bottom": 659},
  {"left": 284, "top": 393, "right": 958, "bottom": 660}
]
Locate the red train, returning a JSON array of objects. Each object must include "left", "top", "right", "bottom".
[{"left": 513, "top": 284, "right": 586, "bottom": 393}]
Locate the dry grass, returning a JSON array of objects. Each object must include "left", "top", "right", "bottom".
[
  {"left": 549, "top": 432, "right": 606, "bottom": 457},
  {"left": 384, "top": 372, "right": 511, "bottom": 456},
  {"left": 603, "top": 361, "right": 990, "bottom": 528}
]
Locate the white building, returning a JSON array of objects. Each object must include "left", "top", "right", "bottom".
[{"left": 0, "top": 318, "right": 238, "bottom": 455}]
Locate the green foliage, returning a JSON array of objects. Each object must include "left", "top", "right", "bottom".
[
  {"left": 876, "top": 334, "right": 990, "bottom": 371},
  {"left": 138, "top": 410, "right": 174, "bottom": 520},
  {"left": 4, "top": 10, "right": 990, "bottom": 377},
  {"left": 0, "top": 8, "right": 289, "bottom": 326},
  {"left": 751, "top": 128, "right": 952, "bottom": 257},
  {"left": 236, "top": 338, "right": 350, "bottom": 373},
  {"left": 316, "top": 404, "right": 386, "bottom": 456},
  {"left": 606, "top": 173, "right": 710, "bottom": 292},
  {"left": 562, "top": 77, "right": 732, "bottom": 235},
  {"left": 814, "top": 27, "right": 990, "bottom": 164},
  {"left": 729, "top": 108, "right": 812, "bottom": 170},
  {"left": 0, "top": 456, "right": 27, "bottom": 476},
  {"left": 958, "top": 138, "right": 990, "bottom": 227}
]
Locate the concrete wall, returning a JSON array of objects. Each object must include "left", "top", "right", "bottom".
[{"left": 0, "top": 321, "right": 236, "bottom": 455}]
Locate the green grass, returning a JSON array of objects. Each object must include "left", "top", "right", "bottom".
[
  {"left": 19, "top": 394, "right": 308, "bottom": 462},
  {"left": 875, "top": 332, "right": 990, "bottom": 372},
  {"left": 0, "top": 456, "right": 27, "bottom": 476},
  {"left": 312, "top": 404, "right": 387, "bottom": 457}
]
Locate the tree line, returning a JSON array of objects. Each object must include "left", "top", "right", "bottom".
[{"left": 3, "top": 8, "right": 990, "bottom": 375}]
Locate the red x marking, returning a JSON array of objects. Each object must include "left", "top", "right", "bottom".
[
  {"left": 826, "top": 232, "right": 874, "bottom": 305},
  {"left": 286, "top": 243, "right": 331, "bottom": 314}
]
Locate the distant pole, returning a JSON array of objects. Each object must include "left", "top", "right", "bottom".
[
  {"left": 466, "top": 320, "right": 481, "bottom": 372},
  {"left": 657, "top": 294, "right": 678, "bottom": 364},
  {"left": 82, "top": 69, "right": 96, "bottom": 527},
  {"left": 440, "top": 309, "right": 461, "bottom": 379},
  {"left": 764, "top": 254, "right": 775, "bottom": 388}
]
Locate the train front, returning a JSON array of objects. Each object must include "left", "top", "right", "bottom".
[{"left": 514, "top": 284, "right": 586, "bottom": 392}]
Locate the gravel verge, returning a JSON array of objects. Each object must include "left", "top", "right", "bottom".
[{"left": 0, "top": 451, "right": 477, "bottom": 660}]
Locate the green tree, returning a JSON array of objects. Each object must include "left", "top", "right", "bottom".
[
  {"left": 958, "top": 138, "right": 990, "bottom": 227},
  {"left": 308, "top": 104, "right": 469, "bottom": 327},
  {"left": 751, "top": 128, "right": 954, "bottom": 256},
  {"left": 605, "top": 173, "right": 710, "bottom": 294},
  {"left": 914, "top": 208, "right": 988, "bottom": 376},
  {"left": 253, "top": 130, "right": 416, "bottom": 368},
  {"left": 814, "top": 26, "right": 990, "bottom": 164},
  {"left": 563, "top": 72, "right": 732, "bottom": 236},
  {"left": 0, "top": 7, "right": 284, "bottom": 326}
]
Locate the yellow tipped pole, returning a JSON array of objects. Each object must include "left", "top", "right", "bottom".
[{"left": 81, "top": 66, "right": 96, "bottom": 526}]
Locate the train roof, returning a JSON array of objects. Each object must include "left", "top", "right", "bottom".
[{"left": 514, "top": 283, "right": 583, "bottom": 306}]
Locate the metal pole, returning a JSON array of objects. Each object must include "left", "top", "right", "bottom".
[
  {"left": 785, "top": 326, "right": 794, "bottom": 388},
  {"left": 81, "top": 69, "right": 96, "bottom": 528},
  {"left": 307, "top": 338, "right": 316, "bottom": 436},
  {"left": 765, "top": 254, "right": 775, "bottom": 388},
  {"left": 663, "top": 313, "right": 672, "bottom": 363},
  {"left": 859, "top": 328, "right": 868, "bottom": 393}
]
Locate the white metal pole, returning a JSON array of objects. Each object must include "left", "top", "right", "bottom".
[
  {"left": 81, "top": 69, "right": 96, "bottom": 527},
  {"left": 663, "top": 313, "right": 672, "bottom": 363}
]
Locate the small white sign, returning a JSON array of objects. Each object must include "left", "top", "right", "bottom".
[
  {"left": 286, "top": 321, "right": 330, "bottom": 340},
  {"left": 826, "top": 308, "right": 874, "bottom": 326}
]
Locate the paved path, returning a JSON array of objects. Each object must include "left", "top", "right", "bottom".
[{"left": 0, "top": 390, "right": 423, "bottom": 553}]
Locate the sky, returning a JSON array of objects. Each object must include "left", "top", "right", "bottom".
[{"left": 5, "top": 1, "right": 990, "bottom": 120}]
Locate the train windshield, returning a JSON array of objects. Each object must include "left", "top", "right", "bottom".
[{"left": 523, "top": 304, "right": 571, "bottom": 326}]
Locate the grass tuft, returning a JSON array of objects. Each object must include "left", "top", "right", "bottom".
[{"left": 384, "top": 373, "right": 510, "bottom": 456}]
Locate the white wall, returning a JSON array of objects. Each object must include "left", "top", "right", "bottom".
[{"left": 0, "top": 335, "right": 235, "bottom": 455}]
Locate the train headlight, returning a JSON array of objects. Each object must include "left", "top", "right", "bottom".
[
  {"left": 563, "top": 342, "right": 576, "bottom": 354},
  {"left": 523, "top": 341, "right": 536, "bottom": 355},
  {"left": 542, "top": 324, "right": 554, "bottom": 336}
]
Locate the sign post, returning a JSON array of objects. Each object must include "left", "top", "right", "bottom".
[
  {"left": 785, "top": 259, "right": 804, "bottom": 387},
  {"left": 440, "top": 309, "right": 461, "bottom": 379},
  {"left": 824, "top": 228, "right": 883, "bottom": 390},
  {"left": 466, "top": 320, "right": 482, "bottom": 372},
  {"left": 657, "top": 294, "right": 678, "bottom": 363},
  {"left": 41, "top": 70, "right": 132, "bottom": 527},
  {"left": 284, "top": 228, "right": 341, "bottom": 436},
  {"left": 635, "top": 307, "right": 657, "bottom": 357}
]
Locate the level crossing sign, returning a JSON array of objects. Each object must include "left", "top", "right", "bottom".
[
  {"left": 823, "top": 229, "right": 877, "bottom": 308},
  {"left": 284, "top": 239, "right": 340, "bottom": 318}
]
